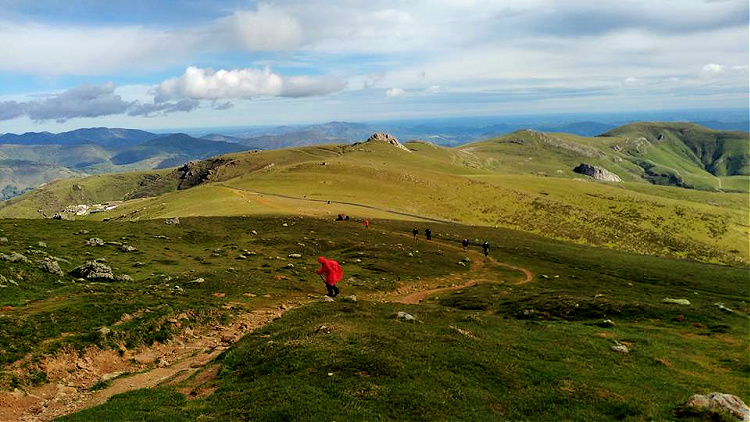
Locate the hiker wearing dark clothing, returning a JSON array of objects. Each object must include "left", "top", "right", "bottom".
[
  {"left": 482, "top": 241, "right": 490, "bottom": 257},
  {"left": 462, "top": 238, "right": 469, "bottom": 251},
  {"left": 425, "top": 228, "right": 432, "bottom": 240},
  {"left": 317, "top": 256, "right": 342, "bottom": 298},
  {"left": 412, "top": 228, "right": 419, "bottom": 240}
]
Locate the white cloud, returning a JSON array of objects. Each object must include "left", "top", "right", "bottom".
[
  {"left": 386, "top": 87, "right": 405, "bottom": 98},
  {"left": 226, "top": 5, "right": 304, "bottom": 50},
  {"left": 699, "top": 63, "right": 726, "bottom": 78},
  {"left": 426, "top": 85, "right": 441, "bottom": 93},
  {"left": 154, "top": 66, "right": 345, "bottom": 101}
]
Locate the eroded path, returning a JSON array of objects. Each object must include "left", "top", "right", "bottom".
[{"left": 3, "top": 233, "right": 534, "bottom": 421}]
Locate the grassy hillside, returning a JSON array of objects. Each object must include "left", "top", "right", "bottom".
[
  {"left": 2, "top": 124, "right": 747, "bottom": 266},
  {"left": 0, "top": 216, "right": 737, "bottom": 421}
]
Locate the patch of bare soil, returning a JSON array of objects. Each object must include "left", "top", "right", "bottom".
[{"left": 0, "top": 306, "right": 290, "bottom": 421}]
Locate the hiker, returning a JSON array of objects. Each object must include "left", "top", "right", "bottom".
[
  {"left": 425, "top": 228, "right": 432, "bottom": 240},
  {"left": 364, "top": 218, "right": 370, "bottom": 229},
  {"left": 462, "top": 238, "right": 469, "bottom": 251},
  {"left": 412, "top": 228, "right": 419, "bottom": 240},
  {"left": 482, "top": 240, "right": 490, "bottom": 257},
  {"left": 316, "top": 256, "right": 343, "bottom": 298}
]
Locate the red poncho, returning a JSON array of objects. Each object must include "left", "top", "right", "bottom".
[{"left": 316, "top": 256, "right": 342, "bottom": 285}]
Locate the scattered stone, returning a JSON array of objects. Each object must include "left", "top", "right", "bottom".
[
  {"left": 316, "top": 325, "right": 333, "bottom": 334},
  {"left": 85, "top": 238, "right": 105, "bottom": 247},
  {"left": 190, "top": 277, "right": 205, "bottom": 284},
  {"left": 37, "top": 241, "right": 47, "bottom": 248},
  {"left": 286, "top": 263, "right": 295, "bottom": 269},
  {"left": 116, "top": 274, "right": 133, "bottom": 282},
  {"left": 611, "top": 344, "right": 629, "bottom": 354},
  {"left": 408, "top": 252, "right": 414, "bottom": 257},
  {"left": 105, "top": 241, "right": 123, "bottom": 246},
  {"left": 251, "top": 230, "right": 258, "bottom": 235},
  {"left": 347, "top": 295, "right": 357, "bottom": 302},
  {"left": 40, "top": 258, "right": 64, "bottom": 275},
  {"left": 288, "top": 253, "right": 302, "bottom": 259},
  {"left": 573, "top": 163, "right": 622, "bottom": 182},
  {"left": 541, "top": 275, "right": 549, "bottom": 279},
  {"left": 98, "top": 326, "right": 111, "bottom": 337},
  {"left": 282, "top": 223, "right": 288, "bottom": 227},
  {"left": 243, "top": 293, "right": 257, "bottom": 298},
  {"left": 457, "top": 261, "right": 466, "bottom": 266},
  {"left": 177, "top": 312, "right": 189, "bottom": 320},
  {"left": 662, "top": 298, "right": 691, "bottom": 305},
  {"left": 157, "top": 356, "right": 169, "bottom": 367},
  {"left": 324, "top": 296, "right": 335, "bottom": 302},
  {"left": 397, "top": 311, "right": 416, "bottom": 321},
  {"left": 212, "top": 292, "right": 226, "bottom": 298},
  {"left": 684, "top": 392, "right": 750, "bottom": 421},
  {"left": 132, "top": 261, "right": 145, "bottom": 267},
  {"left": 715, "top": 302, "right": 738, "bottom": 314},
  {"left": 675, "top": 314, "right": 686, "bottom": 322},
  {"left": 152, "top": 235, "right": 169, "bottom": 239},
  {"left": 70, "top": 261, "right": 114, "bottom": 281},
  {"left": 0, "top": 252, "right": 30, "bottom": 264},
  {"left": 164, "top": 217, "right": 180, "bottom": 225},
  {"left": 0, "top": 237, "right": 8, "bottom": 244},
  {"left": 76, "top": 230, "right": 89, "bottom": 235},
  {"left": 120, "top": 245, "right": 137, "bottom": 252},
  {"left": 462, "top": 257, "right": 471, "bottom": 263}
]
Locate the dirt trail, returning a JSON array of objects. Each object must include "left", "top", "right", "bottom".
[
  {"left": 397, "top": 235, "right": 533, "bottom": 304},
  {"left": 2, "top": 229, "right": 534, "bottom": 421}
]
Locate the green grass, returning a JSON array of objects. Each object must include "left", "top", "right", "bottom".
[{"left": 34, "top": 216, "right": 750, "bottom": 422}]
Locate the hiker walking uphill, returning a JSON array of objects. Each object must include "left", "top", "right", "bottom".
[
  {"left": 412, "top": 228, "right": 419, "bottom": 240},
  {"left": 462, "top": 238, "right": 469, "bottom": 251},
  {"left": 482, "top": 240, "right": 490, "bottom": 257},
  {"left": 316, "top": 256, "right": 342, "bottom": 298},
  {"left": 425, "top": 228, "right": 432, "bottom": 240}
]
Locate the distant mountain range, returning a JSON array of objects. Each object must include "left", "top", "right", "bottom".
[
  {"left": 0, "top": 128, "right": 246, "bottom": 200},
  {"left": 2, "top": 118, "right": 748, "bottom": 200}
]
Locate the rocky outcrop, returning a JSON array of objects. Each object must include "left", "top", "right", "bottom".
[
  {"left": 364, "top": 133, "right": 411, "bottom": 152},
  {"left": 685, "top": 392, "right": 750, "bottom": 421},
  {"left": 573, "top": 163, "right": 622, "bottom": 182}
]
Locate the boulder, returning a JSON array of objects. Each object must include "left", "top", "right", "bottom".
[
  {"left": 685, "top": 392, "right": 750, "bottom": 421},
  {"left": 164, "top": 217, "right": 180, "bottom": 225},
  {"left": 397, "top": 311, "right": 416, "bottom": 321},
  {"left": 86, "top": 238, "right": 105, "bottom": 247},
  {"left": 0, "top": 237, "right": 7, "bottom": 244},
  {"left": 70, "top": 261, "right": 115, "bottom": 281},
  {"left": 611, "top": 344, "right": 629, "bottom": 354},
  {"left": 40, "top": 258, "right": 64, "bottom": 276},
  {"left": 573, "top": 163, "right": 622, "bottom": 182}
]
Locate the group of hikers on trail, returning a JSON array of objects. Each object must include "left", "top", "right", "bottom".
[{"left": 317, "top": 224, "right": 492, "bottom": 299}]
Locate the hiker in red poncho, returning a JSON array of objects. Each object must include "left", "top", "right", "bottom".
[{"left": 317, "top": 256, "right": 342, "bottom": 298}]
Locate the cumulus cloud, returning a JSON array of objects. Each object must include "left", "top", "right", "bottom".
[
  {"left": 154, "top": 66, "right": 344, "bottom": 101},
  {"left": 0, "top": 101, "right": 26, "bottom": 121},
  {"left": 386, "top": 87, "right": 405, "bottom": 98},
  {"left": 227, "top": 6, "right": 304, "bottom": 50}
]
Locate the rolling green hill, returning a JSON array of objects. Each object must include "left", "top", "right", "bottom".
[{"left": 1, "top": 123, "right": 747, "bottom": 266}]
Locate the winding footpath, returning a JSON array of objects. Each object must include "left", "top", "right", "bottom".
[{"left": 5, "top": 229, "right": 534, "bottom": 421}]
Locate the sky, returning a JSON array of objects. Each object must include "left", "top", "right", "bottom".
[{"left": 0, "top": 0, "right": 748, "bottom": 133}]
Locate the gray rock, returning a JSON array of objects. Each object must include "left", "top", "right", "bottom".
[
  {"left": 76, "top": 230, "right": 89, "bottom": 235},
  {"left": 164, "top": 217, "right": 180, "bottom": 225},
  {"left": 190, "top": 277, "right": 205, "bottom": 284},
  {"left": 457, "top": 261, "right": 466, "bottom": 266},
  {"left": 611, "top": 344, "right": 629, "bottom": 354},
  {"left": 70, "top": 261, "right": 114, "bottom": 281},
  {"left": 132, "top": 261, "right": 145, "bottom": 267},
  {"left": 120, "top": 245, "right": 137, "bottom": 252},
  {"left": 363, "top": 132, "right": 411, "bottom": 152},
  {"left": 106, "top": 241, "right": 123, "bottom": 246},
  {"left": 40, "top": 258, "right": 64, "bottom": 276},
  {"left": 0, "top": 252, "right": 30, "bottom": 264},
  {"left": 662, "top": 298, "right": 691, "bottom": 305},
  {"left": 286, "top": 263, "right": 295, "bottom": 269},
  {"left": 98, "top": 326, "right": 111, "bottom": 337},
  {"left": 0, "top": 237, "right": 8, "bottom": 244},
  {"left": 685, "top": 392, "right": 750, "bottom": 422},
  {"left": 573, "top": 163, "right": 622, "bottom": 182},
  {"left": 324, "top": 295, "right": 335, "bottom": 302},
  {"left": 100, "top": 371, "right": 125, "bottom": 383},
  {"left": 597, "top": 319, "right": 615, "bottom": 328},
  {"left": 397, "top": 311, "right": 416, "bottom": 321},
  {"left": 116, "top": 274, "right": 133, "bottom": 282},
  {"left": 86, "top": 238, "right": 105, "bottom": 247},
  {"left": 37, "top": 241, "right": 47, "bottom": 248},
  {"left": 288, "top": 253, "right": 302, "bottom": 258}
]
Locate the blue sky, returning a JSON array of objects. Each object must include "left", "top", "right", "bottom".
[{"left": 0, "top": 0, "right": 748, "bottom": 133}]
